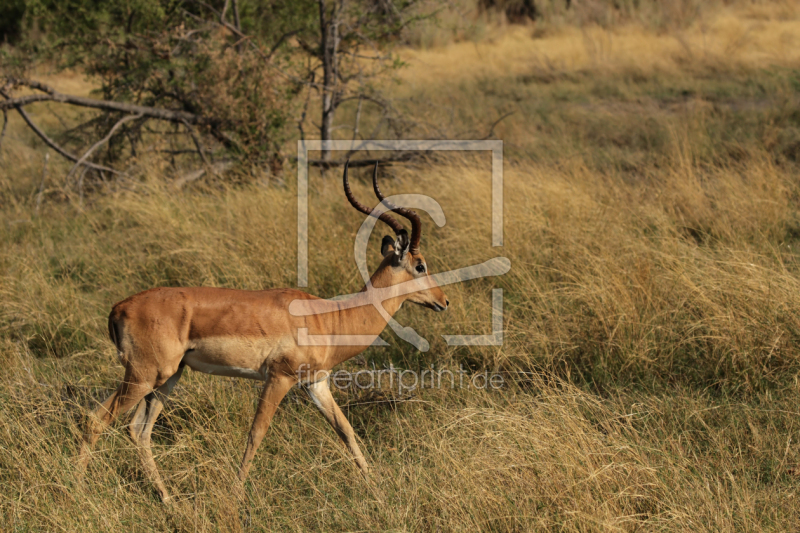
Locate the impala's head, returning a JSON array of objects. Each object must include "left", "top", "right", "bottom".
[{"left": 343, "top": 161, "right": 449, "bottom": 312}]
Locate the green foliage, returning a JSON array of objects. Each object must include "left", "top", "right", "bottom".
[
  {"left": 3, "top": 1, "right": 296, "bottom": 167},
  {"left": 240, "top": 0, "right": 318, "bottom": 45},
  {"left": 3, "top": 0, "right": 436, "bottom": 174}
]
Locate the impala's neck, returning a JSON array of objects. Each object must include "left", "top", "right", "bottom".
[{"left": 324, "top": 260, "right": 410, "bottom": 368}]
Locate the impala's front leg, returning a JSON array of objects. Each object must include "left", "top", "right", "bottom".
[
  {"left": 238, "top": 372, "right": 296, "bottom": 482},
  {"left": 306, "top": 379, "right": 370, "bottom": 479}
]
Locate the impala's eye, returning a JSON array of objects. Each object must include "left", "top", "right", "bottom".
[{"left": 416, "top": 264, "right": 425, "bottom": 274}]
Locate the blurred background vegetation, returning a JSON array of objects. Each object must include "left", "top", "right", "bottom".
[{"left": 2, "top": 0, "right": 800, "bottom": 531}]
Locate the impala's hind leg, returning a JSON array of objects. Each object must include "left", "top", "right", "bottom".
[
  {"left": 129, "top": 366, "right": 184, "bottom": 503},
  {"left": 77, "top": 367, "right": 155, "bottom": 470}
]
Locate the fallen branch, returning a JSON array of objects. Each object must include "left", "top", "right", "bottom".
[
  {"left": 65, "top": 114, "right": 141, "bottom": 181},
  {"left": 0, "top": 109, "right": 7, "bottom": 157},
  {"left": 1, "top": 78, "right": 218, "bottom": 126},
  {"left": 0, "top": 87, "right": 119, "bottom": 174},
  {"left": 181, "top": 119, "right": 212, "bottom": 168},
  {"left": 1, "top": 78, "right": 230, "bottom": 174}
]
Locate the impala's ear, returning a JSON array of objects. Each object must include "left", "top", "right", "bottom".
[
  {"left": 381, "top": 235, "right": 395, "bottom": 257},
  {"left": 393, "top": 230, "right": 410, "bottom": 259}
]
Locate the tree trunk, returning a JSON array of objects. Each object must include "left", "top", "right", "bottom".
[
  {"left": 319, "top": 0, "right": 342, "bottom": 166},
  {"left": 232, "top": 0, "right": 242, "bottom": 53}
]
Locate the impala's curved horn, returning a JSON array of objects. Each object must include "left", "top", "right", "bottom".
[
  {"left": 343, "top": 160, "right": 406, "bottom": 236},
  {"left": 371, "top": 162, "right": 422, "bottom": 255}
]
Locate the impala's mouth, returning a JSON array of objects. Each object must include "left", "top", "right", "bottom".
[
  {"left": 412, "top": 300, "right": 448, "bottom": 312},
  {"left": 431, "top": 301, "right": 448, "bottom": 312}
]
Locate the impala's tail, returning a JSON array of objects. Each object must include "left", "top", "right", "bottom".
[{"left": 108, "top": 307, "right": 128, "bottom": 366}]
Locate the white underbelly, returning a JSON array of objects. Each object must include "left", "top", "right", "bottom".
[
  {"left": 183, "top": 353, "right": 266, "bottom": 380},
  {"left": 181, "top": 336, "right": 278, "bottom": 381}
]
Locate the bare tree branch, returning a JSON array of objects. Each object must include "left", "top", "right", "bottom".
[
  {"left": 181, "top": 118, "right": 212, "bottom": 168},
  {"left": 337, "top": 93, "right": 386, "bottom": 107},
  {"left": 220, "top": 0, "right": 230, "bottom": 22},
  {"left": 481, "top": 111, "right": 515, "bottom": 140},
  {"left": 350, "top": 95, "right": 363, "bottom": 152},
  {"left": 36, "top": 152, "right": 49, "bottom": 214},
  {"left": 303, "top": 152, "right": 418, "bottom": 169},
  {"left": 267, "top": 29, "right": 302, "bottom": 59},
  {"left": 66, "top": 114, "right": 140, "bottom": 181},
  {"left": 0, "top": 109, "right": 7, "bottom": 161},
  {"left": 231, "top": 0, "right": 241, "bottom": 30},
  {"left": 298, "top": 72, "right": 315, "bottom": 142},
  {"left": 171, "top": 27, "right": 211, "bottom": 56},
  {"left": 231, "top": 0, "right": 242, "bottom": 53},
  {"left": 0, "top": 88, "right": 120, "bottom": 174},
  {"left": 188, "top": 0, "right": 272, "bottom": 60},
  {"left": 1, "top": 78, "right": 218, "bottom": 126}
]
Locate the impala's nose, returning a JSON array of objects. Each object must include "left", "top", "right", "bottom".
[{"left": 446, "top": 299, "right": 450, "bottom": 307}]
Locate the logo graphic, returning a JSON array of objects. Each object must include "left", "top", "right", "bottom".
[{"left": 293, "top": 140, "right": 508, "bottom": 351}]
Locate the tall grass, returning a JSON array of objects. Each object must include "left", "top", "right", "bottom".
[{"left": 2, "top": 2, "right": 800, "bottom": 531}]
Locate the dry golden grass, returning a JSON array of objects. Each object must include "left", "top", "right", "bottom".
[
  {"left": 2, "top": 2, "right": 800, "bottom": 531},
  {"left": 400, "top": 3, "right": 800, "bottom": 84}
]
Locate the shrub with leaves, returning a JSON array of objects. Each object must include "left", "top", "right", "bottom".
[{"left": 2, "top": 0, "right": 310, "bottom": 177}]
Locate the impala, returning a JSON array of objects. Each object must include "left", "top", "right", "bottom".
[{"left": 77, "top": 161, "right": 449, "bottom": 503}]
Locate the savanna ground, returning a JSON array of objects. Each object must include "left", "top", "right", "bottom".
[{"left": 3, "top": 2, "right": 800, "bottom": 531}]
